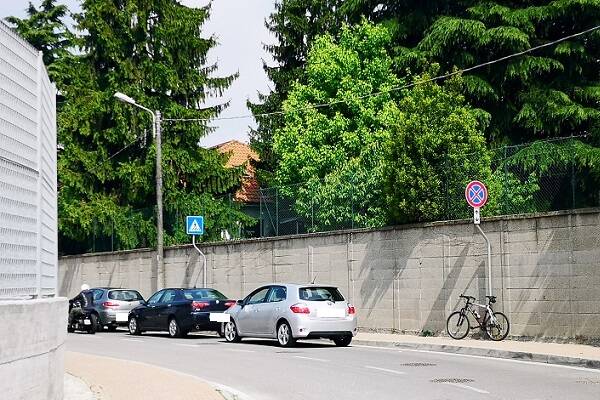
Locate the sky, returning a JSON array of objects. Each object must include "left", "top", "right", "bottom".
[{"left": 1, "top": 0, "right": 276, "bottom": 147}]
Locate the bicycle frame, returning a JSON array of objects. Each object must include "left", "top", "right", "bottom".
[{"left": 461, "top": 300, "right": 497, "bottom": 330}]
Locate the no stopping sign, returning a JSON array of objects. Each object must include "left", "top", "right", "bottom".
[{"left": 465, "top": 181, "right": 488, "bottom": 208}]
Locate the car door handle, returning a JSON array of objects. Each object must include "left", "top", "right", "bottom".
[
  {"left": 167, "top": 304, "right": 172, "bottom": 307},
  {"left": 275, "top": 307, "right": 280, "bottom": 311}
]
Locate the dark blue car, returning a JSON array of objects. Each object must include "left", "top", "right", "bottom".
[{"left": 128, "top": 288, "right": 236, "bottom": 338}]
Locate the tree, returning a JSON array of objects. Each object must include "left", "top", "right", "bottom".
[
  {"left": 273, "top": 22, "right": 400, "bottom": 229},
  {"left": 53, "top": 0, "right": 253, "bottom": 251},
  {"left": 384, "top": 74, "right": 494, "bottom": 223},
  {"left": 5, "top": 0, "right": 72, "bottom": 76},
  {"left": 249, "top": 0, "right": 346, "bottom": 180}
]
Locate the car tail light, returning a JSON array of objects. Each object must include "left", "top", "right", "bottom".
[
  {"left": 290, "top": 303, "right": 310, "bottom": 314},
  {"left": 224, "top": 301, "right": 236, "bottom": 308},
  {"left": 102, "top": 301, "right": 119, "bottom": 308},
  {"left": 347, "top": 304, "right": 356, "bottom": 315},
  {"left": 192, "top": 301, "right": 210, "bottom": 311}
]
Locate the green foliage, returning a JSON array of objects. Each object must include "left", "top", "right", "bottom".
[
  {"left": 10, "top": 0, "right": 254, "bottom": 252},
  {"left": 274, "top": 22, "right": 400, "bottom": 229},
  {"left": 384, "top": 74, "right": 492, "bottom": 223},
  {"left": 5, "top": 0, "right": 72, "bottom": 71},
  {"left": 249, "top": 0, "right": 347, "bottom": 180}
]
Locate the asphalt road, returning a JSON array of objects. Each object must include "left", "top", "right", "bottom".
[{"left": 66, "top": 330, "right": 600, "bottom": 400}]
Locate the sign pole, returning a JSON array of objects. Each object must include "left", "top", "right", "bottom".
[
  {"left": 192, "top": 235, "right": 207, "bottom": 288},
  {"left": 475, "top": 224, "right": 493, "bottom": 297},
  {"left": 465, "top": 181, "right": 493, "bottom": 297}
]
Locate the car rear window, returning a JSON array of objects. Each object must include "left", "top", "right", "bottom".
[
  {"left": 108, "top": 290, "right": 143, "bottom": 301},
  {"left": 299, "top": 287, "right": 345, "bottom": 302},
  {"left": 183, "top": 289, "right": 227, "bottom": 300}
]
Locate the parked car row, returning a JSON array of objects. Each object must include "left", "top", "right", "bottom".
[{"left": 73, "top": 283, "right": 358, "bottom": 347}]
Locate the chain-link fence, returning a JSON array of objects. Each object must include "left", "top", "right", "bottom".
[
  {"left": 259, "top": 138, "right": 598, "bottom": 237},
  {"left": 60, "top": 137, "right": 598, "bottom": 254}
]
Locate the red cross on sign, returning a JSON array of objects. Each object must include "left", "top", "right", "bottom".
[{"left": 465, "top": 181, "right": 488, "bottom": 208}]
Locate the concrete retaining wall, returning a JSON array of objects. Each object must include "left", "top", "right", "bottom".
[
  {"left": 59, "top": 209, "right": 600, "bottom": 340},
  {"left": 0, "top": 298, "right": 67, "bottom": 400}
]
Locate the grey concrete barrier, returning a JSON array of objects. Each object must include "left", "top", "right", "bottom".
[{"left": 0, "top": 298, "right": 68, "bottom": 400}]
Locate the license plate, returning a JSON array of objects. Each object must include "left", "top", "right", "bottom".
[
  {"left": 116, "top": 313, "right": 129, "bottom": 322},
  {"left": 83, "top": 319, "right": 91, "bottom": 325},
  {"left": 317, "top": 308, "right": 345, "bottom": 318},
  {"left": 209, "top": 313, "right": 230, "bottom": 323}
]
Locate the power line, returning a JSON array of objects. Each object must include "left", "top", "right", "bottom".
[{"left": 163, "top": 24, "right": 600, "bottom": 124}]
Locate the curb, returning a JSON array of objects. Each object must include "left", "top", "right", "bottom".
[{"left": 352, "top": 340, "right": 600, "bottom": 370}]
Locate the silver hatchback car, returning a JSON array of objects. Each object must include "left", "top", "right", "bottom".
[
  {"left": 89, "top": 287, "right": 145, "bottom": 331},
  {"left": 223, "top": 283, "right": 357, "bottom": 347}
]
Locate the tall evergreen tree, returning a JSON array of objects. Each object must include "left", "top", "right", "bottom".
[
  {"left": 5, "top": 0, "right": 71, "bottom": 73},
  {"left": 10, "top": 0, "right": 253, "bottom": 251}
]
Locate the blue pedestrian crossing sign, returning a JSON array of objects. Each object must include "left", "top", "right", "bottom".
[{"left": 186, "top": 216, "right": 204, "bottom": 235}]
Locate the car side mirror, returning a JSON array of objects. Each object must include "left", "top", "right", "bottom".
[{"left": 236, "top": 299, "right": 244, "bottom": 307}]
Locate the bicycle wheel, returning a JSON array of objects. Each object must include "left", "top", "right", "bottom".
[
  {"left": 485, "top": 312, "right": 510, "bottom": 341},
  {"left": 446, "top": 311, "right": 470, "bottom": 340}
]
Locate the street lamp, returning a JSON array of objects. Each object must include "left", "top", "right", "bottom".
[{"left": 114, "top": 92, "right": 165, "bottom": 288}]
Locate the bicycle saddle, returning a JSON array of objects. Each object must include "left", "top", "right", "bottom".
[
  {"left": 486, "top": 295, "right": 497, "bottom": 304},
  {"left": 459, "top": 294, "right": 475, "bottom": 301}
]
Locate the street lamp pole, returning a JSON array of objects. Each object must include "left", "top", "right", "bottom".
[{"left": 114, "top": 92, "right": 165, "bottom": 288}]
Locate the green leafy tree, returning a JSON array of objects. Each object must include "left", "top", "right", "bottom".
[
  {"left": 274, "top": 22, "right": 400, "bottom": 229},
  {"left": 23, "top": 0, "right": 254, "bottom": 252},
  {"left": 384, "top": 74, "right": 495, "bottom": 223},
  {"left": 249, "top": 0, "right": 346, "bottom": 180}
]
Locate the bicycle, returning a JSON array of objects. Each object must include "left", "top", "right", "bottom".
[{"left": 446, "top": 294, "right": 510, "bottom": 341}]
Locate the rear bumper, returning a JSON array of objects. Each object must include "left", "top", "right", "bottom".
[
  {"left": 184, "top": 312, "right": 226, "bottom": 332},
  {"left": 98, "top": 310, "right": 129, "bottom": 326},
  {"left": 291, "top": 316, "right": 358, "bottom": 338}
]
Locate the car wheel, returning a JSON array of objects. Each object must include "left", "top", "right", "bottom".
[
  {"left": 277, "top": 321, "right": 296, "bottom": 347},
  {"left": 224, "top": 321, "right": 241, "bottom": 343},
  {"left": 128, "top": 316, "right": 142, "bottom": 335},
  {"left": 168, "top": 317, "right": 186, "bottom": 338},
  {"left": 88, "top": 314, "right": 98, "bottom": 334},
  {"left": 67, "top": 326, "right": 75, "bottom": 333},
  {"left": 333, "top": 335, "right": 352, "bottom": 347}
]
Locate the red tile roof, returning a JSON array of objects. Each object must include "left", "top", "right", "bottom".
[{"left": 213, "top": 140, "right": 261, "bottom": 203}]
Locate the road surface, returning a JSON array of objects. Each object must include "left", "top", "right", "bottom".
[{"left": 66, "top": 330, "right": 600, "bottom": 400}]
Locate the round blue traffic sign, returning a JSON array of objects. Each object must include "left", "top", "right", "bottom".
[{"left": 465, "top": 181, "right": 488, "bottom": 208}]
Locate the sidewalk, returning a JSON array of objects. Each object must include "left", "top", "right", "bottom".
[
  {"left": 64, "top": 352, "right": 227, "bottom": 400},
  {"left": 354, "top": 332, "right": 600, "bottom": 369}
]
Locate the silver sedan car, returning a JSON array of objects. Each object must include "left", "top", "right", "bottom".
[{"left": 223, "top": 283, "right": 357, "bottom": 347}]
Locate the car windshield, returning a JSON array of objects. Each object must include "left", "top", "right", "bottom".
[
  {"left": 299, "top": 287, "right": 344, "bottom": 302},
  {"left": 183, "top": 289, "right": 227, "bottom": 300},
  {"left": 108, "top": 290, "right": 144, "bottom": 301}
]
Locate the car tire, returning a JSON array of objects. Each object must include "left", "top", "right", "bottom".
[
  {"left": 276, "top": 321, "right": 296, "bottom": 347},
  {"left": 168, "top": 317, "right": 186, "bottom": 338},
  {"left": 224, "top": 321, "right": 241, "bottom": 343},
  {"left": 333, "top": 335, "right": 352, "bottom": 347},
  {"left": 128, "top": 316, "right": 142, "bottom": 335},
  {"left": 217, "top": 323, "right": 226, "bottom": 338},
  {"left": 88, "top": 314, "right": 98, "bottom": 334},
  {"left": 67, "top": 326, "right": 75, "bottom": 333}
]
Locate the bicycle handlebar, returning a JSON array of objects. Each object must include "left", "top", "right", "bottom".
[{"left": 459, "top": 294, "right": 475, "bottom": 301}]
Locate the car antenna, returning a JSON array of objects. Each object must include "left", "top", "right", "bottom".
[{"left": 311, "top": 274, "right": 318, "bottom": 284}]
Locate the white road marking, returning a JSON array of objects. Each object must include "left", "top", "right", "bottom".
[
  {"left": 223, "top": 348, "right": 256, "bottom": 353},
  {"left": 353, "top": 344, "right": 403, "bottom": 352},
  {"left": 293, "top": 356, "right": 329, "bottom": 362},
  {"left": 442, "top": 382, "right": 489, "bottom": 394},
  {"left": 403, "top": 349, "right": 600, "bottom": 374},
  {"left": 365, "top": 366, "right": 406, "bottom": 375}
]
